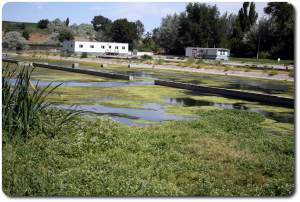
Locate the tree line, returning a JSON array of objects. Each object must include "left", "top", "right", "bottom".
[
  {"left": 153, "top": 2, "right": 294, "bottom": 59},
  {"left": 3, "top": 2, "right": 294, "bottom": 60}
]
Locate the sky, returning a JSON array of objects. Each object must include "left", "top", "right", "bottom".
[{"left": 2, "top": 2, "right": 267, "bottom": 32}]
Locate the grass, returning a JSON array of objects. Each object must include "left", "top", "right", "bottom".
[
  {"left": 3, "top": 21, "right": 49, "bottom": 35},
  {"left": 230, "top": 57, "right": 294, "bottom": 65},
  {"left": 3, "top": 109, "right": 294, "bottom": 196},
  {"left": 2, "top": 62, "right": 122, "bottom": 82},
  {"left": 2, "top": 63, "right": 294, "bottom": 196}
]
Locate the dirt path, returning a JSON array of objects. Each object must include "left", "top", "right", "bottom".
[{"left": 8, "top": 53, "right": 294, "bottom": 82}]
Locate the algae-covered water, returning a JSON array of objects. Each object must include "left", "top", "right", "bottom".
[{"left": 4, "top": 61, "right": 294, "bottom": 126}]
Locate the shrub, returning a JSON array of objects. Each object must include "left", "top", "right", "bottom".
[
  {"left": 3, "top": 31, "right": 29, "bottom": 50},
  {"left": 157, "top": 59, "right": 164, "bottom": 65},
  {"left": 22, "top": 30, "right": 30, "bottom": 40},
  {"left": 288, "top": 69, "right": 294, "bottom": 78},
  {"left": 81, "top": 52, "right": 88, "bottom": 58},
  {"left": 259, "top": 51, "right": 271, "bottom": 59},
  {"left": 37, "top": 19, "right": 49, "bottom": 29},
  {"left": 268, "top": 70, "right": 278, "bottom": 76},
  {"left": 141, "top": 54, "right": 152, "bottom": 60}
]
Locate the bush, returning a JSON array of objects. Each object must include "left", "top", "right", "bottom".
[
  {"left": 22, "top": 30, "right": 30, "bottom": 40},
  {"left": 141, "top": 54, "right": 153, "bottom": 60},
  {"left": 81, "top": 52, "right": 88, "bottom": 58},
  {"left": 37, "top": 19, "right": 49, "bottom": 29},
  {"left": 288, "top": 69, "right": 294, "bottom": 78},
  {"left": 3, "top": 31, "right": 29, "bottom": 50},
  {"left": 259, "top": 51, "right": 271, "bottom": 59},
  {"left": 58, "top": 28, "right": 74, "bottom": 42},
  {"left": 157, "top": 59, "right": 164, "bottom": 65}
]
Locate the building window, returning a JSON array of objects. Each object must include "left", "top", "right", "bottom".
[
  {"left": 90, "top": 45, "right": 94, "bottom": 48},
  {"left": 122, "top": 46, "right": 125, "bottom": 50},
  {"left": 115, "top": 46, "right": 118, "bottom": 49},
  {"left": 109, "top": 45, "right": 111, "bottom": 49},
  {"left": 101, "top": 46, "right": 105, "bottom": 49},
  {"left": 79, "top": 44, "right": 83, "bottom": 48}
]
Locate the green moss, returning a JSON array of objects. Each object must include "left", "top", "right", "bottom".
[
  {"left": 190, "top": 95, "right": 248, "bottom": 104},
  {"left": 166, "top": 105, "right": 220, "bottom": 116},
  {"left": 262, "top": 118, "right": 294, "bottom": 136},
  {"left": 99, "top": 100, "right": 145, "bottom": 109}
]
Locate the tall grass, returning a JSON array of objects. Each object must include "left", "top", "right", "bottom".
[{"left": 2, "top": 65, "right": 78, "bottom": 140}]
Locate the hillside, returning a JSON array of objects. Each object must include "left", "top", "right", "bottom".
[{"left": 3, "top": 21, "right": 50, "bottom": 44}]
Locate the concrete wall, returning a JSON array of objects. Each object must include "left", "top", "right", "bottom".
[
  {"left": 32, "top": 62, "right": 132, "bottom": 80},
  {"left": 155, "top": 79, "right": 294, "bottom": 108},
  {"left": 2, "top": 58, "right": 132, "bottom": 80}
]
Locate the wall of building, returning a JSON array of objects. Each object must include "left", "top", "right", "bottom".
[{"left": 71, "top": 41, "right": 128, "bottom": 54}]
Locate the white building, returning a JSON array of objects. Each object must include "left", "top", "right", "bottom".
[
  {"left": 185, "top": 47, "right": 230, "bottom": 60},
  {"left": 63, "top": 40, "right": 129, "bottom": 56}
]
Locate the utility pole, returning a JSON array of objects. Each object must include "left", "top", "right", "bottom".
[
  {"left": 256, "top": 27, "right": 261, "bottom": 61},
  {"left": 256, "top": 33, "right": 260, "bottom": 60}
]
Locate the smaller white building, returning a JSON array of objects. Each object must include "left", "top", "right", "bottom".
[
  {"left": 63, "top": 40, "right": 129, "bottom": 56},
  {"left": 185, "top": 47, "right": 230, "bottom": 60}
]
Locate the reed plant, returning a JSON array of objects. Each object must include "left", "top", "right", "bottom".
[{"left": 2, "top": 64, "right": 79, "bottom": 140}]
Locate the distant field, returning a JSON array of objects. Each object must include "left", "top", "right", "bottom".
[
  {"left": 3, "top": 21, "right": 49, "bottom": 35},
  {"left": 230, "top": 57, "right": 294, "bottom": 65}
]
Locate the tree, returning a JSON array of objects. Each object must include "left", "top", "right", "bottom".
[
  {"left": 70, "top": 23, "right": 96, "bottom": 41},
  {"left": 153, "top": 14, "right": 180, "bottom": 54},
  {"left": 3, "top": 31, "right": 29, "bottom": 50},
  {"left": 22, "top": 30, "right": 30, "bottom": 40},
  {"left": 135, "top": 20, "right": 145, "bottom": 39},
  {"left": 175, "top": 3, "right": 222, "bottom": 54},
  {"left": 237, "top": 2, "right": 257, "bottom": 33},
  {"left": 65, "top": 17, "right": 70, "bottom": 27},
  {"left": 47, "top": 18, "right": 65, "bottom": 33},
  {"left": 46, "top": 32, "right": 60, "bottom": 45},
  {"left": 58, "top": 28, "right": 74, "bottom": 42},
  {"left": 91, "top": 15, "right": 112, "bottom": 32},
  {"left": 264, "top": 2, "right": 294, "bottom": 59},
  {"left": 249, "top": 2, "right": 258, "bottom": 26},
  {"left": 229, "top": 2, "right": 258, "bottom": 57},
  {"left": 137, "top": 32, "right": 159, "bottom": 52},
  {"left": 37, "top": 19, "right": 49, "bottom": 29},
  {"left": 110, "top": 18, "right": 138, "bottom": 49}
]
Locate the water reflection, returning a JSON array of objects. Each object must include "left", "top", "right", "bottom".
[
  {"left": 166, "top": 97, "right": 294, "bottom": 123},
  {"left": 9, "top": 79, "right": 154, "bottom": 88},
  {"left": 55, "top": 103, "right": 193, "bottom": 126}
]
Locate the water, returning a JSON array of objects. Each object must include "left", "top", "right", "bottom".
[
  {"left": 9, "top": 79, "right": 154, "bottom": 88},
  {"left": 56, "top": 103, "right": 193, "bottom": 126},
  {"left": 166, "top": 97, "right": 294, "bottom": 123}
]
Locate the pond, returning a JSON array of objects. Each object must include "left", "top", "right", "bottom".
[
  {"left": 9, "top": 79, "right": 154, "bottom": 88},
  {"left": 5, "top": 58, "right": 294, "bottom": 126},
  {"left": 55, "top": 103, "right": 193, "bottom": 126},
  {"left": 11, "top": 56, "right": 293, "bottom": 96}
]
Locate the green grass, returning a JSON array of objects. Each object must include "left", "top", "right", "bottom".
[
  {"left": 3, "top": 21, "right": 49, "bottom": 35},
  {"left": 3, "top": 109, "right": 294, "bottom": 196},
  {"left": 230, "top": 57, "right": 294, "bottom": 65},
  {"left": 2, "top": 62, "right": 121, "bottom": 82}
]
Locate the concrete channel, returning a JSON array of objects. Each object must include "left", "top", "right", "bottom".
[
  {"left": 154, "top": 79, "right": 294, "bottom": 108},
  {"left": 2, "top": 58, "right": 132, "bottom": 80}
]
